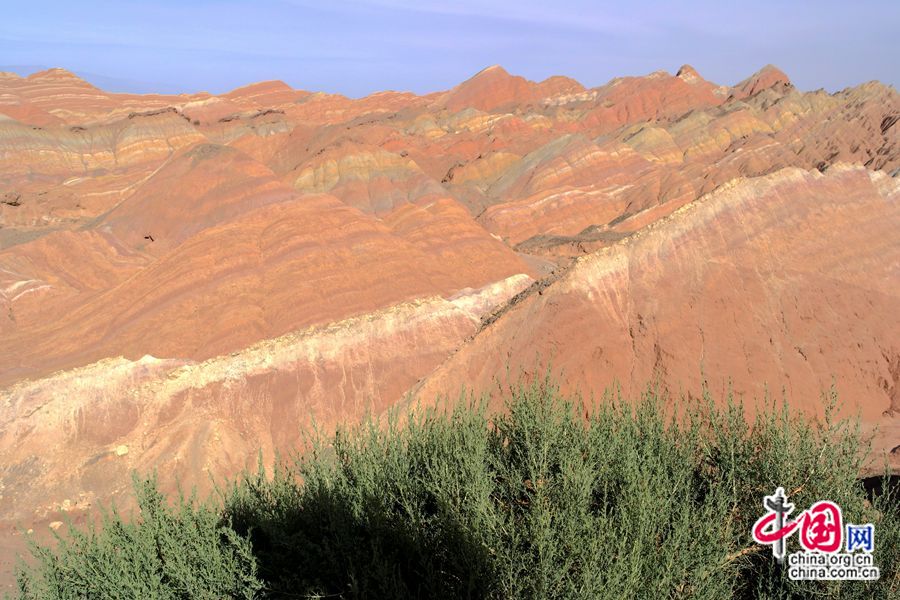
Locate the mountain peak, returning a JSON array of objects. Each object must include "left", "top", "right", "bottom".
[
  {"left": 466, "top": 65, "right": 513, "bottom": 83},
  {"left": 676, "top": 64, "right": 702, "bottom": 83},
  {"left": 735, "top": 64, "right": 792, "bottom": 97},
  {"left": 225, "top": 79, "right": 293, "bottom": 94},
  {"left": 444, "top": 65, "right": 532, "bottom": 111},
  {"left": 23, "top": 68, "right": 99, "bottom": 90},
  {"left": 27, "top": 67, "right": 85, "bottom": 81},
  {"left": 477, "top": 64, "right": 507, "bottom": 75}
]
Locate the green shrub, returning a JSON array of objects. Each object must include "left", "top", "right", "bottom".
[
  {"left": 15, "top": 477, "right": 262, "bottom": 599},
  {"left": 15, "top": 377, "right": 900, "bottom": 599}
]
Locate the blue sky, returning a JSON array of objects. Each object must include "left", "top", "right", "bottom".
[{"left": 1, "top": 0, "right": 896, "bottom": 96}]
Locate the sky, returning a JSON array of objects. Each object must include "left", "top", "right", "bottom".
[{"left": 0, "top": 0, "right": 897, "bottom": 97}]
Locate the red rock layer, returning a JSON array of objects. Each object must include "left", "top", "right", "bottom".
[
  {"left": 1, "top": 190, "right": 531, "bottom": 384},
  {"left": 0, "top": 64, "right": 897, "bottom": 591},
  {"left": 413, "top": 166, "right": 900, "bottom": 430}
]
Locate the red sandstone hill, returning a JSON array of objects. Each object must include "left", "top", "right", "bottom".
[{"left": 0, "top": 63, "right": 898, "bottom": 586}]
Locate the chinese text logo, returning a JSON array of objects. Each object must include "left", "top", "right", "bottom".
[{"left": 751, "top": 487, "right": 879, "bottom": 581}]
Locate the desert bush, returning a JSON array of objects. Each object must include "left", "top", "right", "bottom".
[
  {"left": 15, "top": 477, "right": 262, "bottom": 599},
  {"left": 15, "top": 377, "right": 900, "bottom": 599}
]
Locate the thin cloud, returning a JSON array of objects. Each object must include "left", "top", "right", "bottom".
[{"left": 284, "top": 0, "right": 659, "bottom": 36}]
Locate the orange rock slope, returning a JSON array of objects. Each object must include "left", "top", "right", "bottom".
[
  {"left": 0, "top": 63, "right": 898, "bottom": 580},
  {"left": 414, "top": 165, "right": 900, "bottom": 423}
]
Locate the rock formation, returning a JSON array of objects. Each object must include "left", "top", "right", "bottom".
[{"left": 0, "top": 63, "right": 897, "bottom": 588}]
